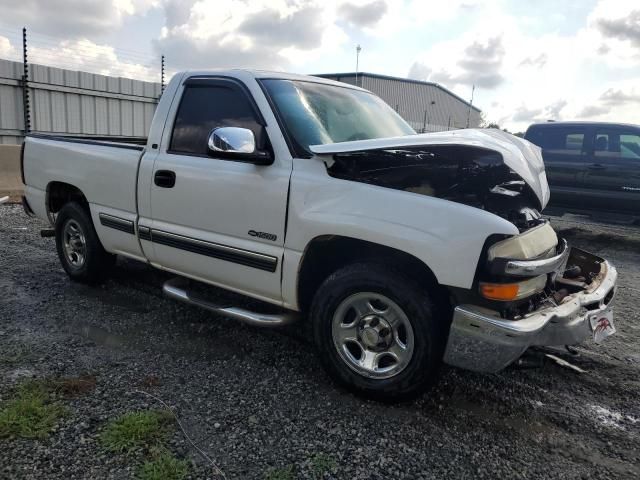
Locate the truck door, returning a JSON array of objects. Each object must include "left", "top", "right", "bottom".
[
  {"left": 526, "top": 125, "right": 590, "bottom": 210},
  {"left": 583, "top": 127, "right": 640, "bottom": 214},
  {"left": 145, "top": 77, "right": 292, "bottom": 303}
]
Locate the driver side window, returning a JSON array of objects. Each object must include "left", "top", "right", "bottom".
[{"left": 170, "top": 84, "right": 266, "bottom": 156}]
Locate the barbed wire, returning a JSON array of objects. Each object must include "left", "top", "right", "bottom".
[
  {"left": 0, "top": 22, "right": 153, "bottom": 59},
  {"left": 0, "top": 23, "right": 163, "bottom": 83}
]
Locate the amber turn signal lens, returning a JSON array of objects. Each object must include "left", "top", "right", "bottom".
[{"left": 479, "top": 283, "right": 520, "bottom": 301}]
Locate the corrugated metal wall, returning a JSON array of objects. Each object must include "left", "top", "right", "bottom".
[
  {"left": 318, "top": 73, "right": 482, "bottom": 133},
  {"left": 0, "top": 59, "right": 160, "bottom": 144}
]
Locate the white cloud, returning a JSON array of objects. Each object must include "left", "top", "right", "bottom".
[
  {"left": 0, "top": 36, "right": 19, "bottom": 61},
  {"left": 407, "top": 0, "right": 484, "bottom": 22},
  {"left": 0, "top": 0, "right": 158, "bottom": 38},
  {"left": 338, "top": 0, "right": 389, "bottom": 28},
  {"left": 574, "top": 80, "right": 640, "bottom": 123},
  {"left": 0, "top": 0, "right": 638, "bottom": 132},
  {"left": 408, "top": 0, "right": 640, "bottom": 131},
  {"left": 154, "top": 0, "right": 356, "bottom": 70},
  {"left": 589, "top": 0, "right": 640, "bottom": 48}
]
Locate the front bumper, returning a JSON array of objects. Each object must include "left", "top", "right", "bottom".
[{"left": 443, "top": 257, "right": 617, "bottom": 373}]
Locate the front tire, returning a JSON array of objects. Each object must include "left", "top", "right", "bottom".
[
  {"left": 55, "top": 202, "right": 115, "bottom": 284},
  {"left": 311, "top": 263, "right": 447, "bottom": 402}
]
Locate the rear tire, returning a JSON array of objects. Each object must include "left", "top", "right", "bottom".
[
  {"left": 310, "top": 262, "right": 446, "bottom": 402},
  {"left": 55, "top": 202, "right": 115, "bottom": 284}
]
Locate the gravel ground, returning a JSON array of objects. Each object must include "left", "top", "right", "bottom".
[{"left": 1, "top": 203, "right": 639, "bottom": 479}]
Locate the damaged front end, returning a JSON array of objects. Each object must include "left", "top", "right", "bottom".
[
  {"left": 444, "top": 246, "right": 617, "bottom": 373},
  {"left": 310, "top": 130, "right": 617, "bottom": 373},
  {"left": 312, "top": 128, "right": 551, "bottom": 232},
  {"left": 324, "top": 144, "right": 545, "bottom": 232}
]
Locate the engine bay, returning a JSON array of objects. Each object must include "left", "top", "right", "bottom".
[{"left": 325, "top": 145, "right": 545, "bottom": 232}]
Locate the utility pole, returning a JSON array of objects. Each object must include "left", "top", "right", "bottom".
[
  {"left": 355, "top": 44, "right": 361, "bottom": 86},
  {"left": 466, "top": 84, "right": 475, "bottom": 128},
  {"left": 160, "top": 55, "right": 165, "bottom": 95},
  {"left": 22, "top": 27, "right": 31, "bottom": 135}
]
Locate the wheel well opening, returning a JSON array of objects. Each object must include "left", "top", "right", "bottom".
[
  {"left": 47, "top": 182, "right": 88, "bottom": 213},
  {"left": 297, "top": 235, "right": 449, "bottom": 314}
]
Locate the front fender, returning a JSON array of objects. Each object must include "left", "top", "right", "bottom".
[{"left": 285, "top": 158, "right": 518, "bottom": 296}]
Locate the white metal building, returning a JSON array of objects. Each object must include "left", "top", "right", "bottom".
[{"left": 314, "top": 72, "right": 482, "bottom": 133}]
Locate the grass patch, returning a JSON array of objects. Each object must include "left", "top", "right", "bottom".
[
  {"left": 0, "top": 380, "right": 66, "bottom": 439},
  {"left": 265, "top": 464, "right": 295, "bottom": 480},
  {"left": 137, "top": 449, "right": 189, "bottom": 480},
  {"left": 309, "top": 453, "right": 337, "bottom": 479},
  {"left": 100, "top": 410, "right": 174, "bottom": 454},
  {"left": 0, "top": 344, "right": 32, "bottom": 365}
]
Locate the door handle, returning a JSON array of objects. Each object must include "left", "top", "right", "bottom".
[
  {"left": 154, "top": 170, "right": 176, "bottom": 188},
  {"left": 588, "top": 164, "right": 606, "bottom": 170}
]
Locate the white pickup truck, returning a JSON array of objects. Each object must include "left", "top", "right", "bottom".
[{"left": 21, "top": 70, "right": 617, "bottom": 400}]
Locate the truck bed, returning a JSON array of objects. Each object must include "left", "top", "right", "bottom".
[{"left": 23, "top": 133, "right": 146, "bottom": 223}]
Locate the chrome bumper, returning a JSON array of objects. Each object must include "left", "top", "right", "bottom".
[
  {"left": 491, "top": 238, "right": 570, "bottom": 277},
  {"left": 443, "top": 260, "right": 617, "bottom": 373}
]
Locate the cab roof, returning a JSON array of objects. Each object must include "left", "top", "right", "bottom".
[
  {"left": 527, "top": 121, "right": 640, "bottom": 129},
  {"left": 178, "top": 69, "right": 368, "bottom": 92}
]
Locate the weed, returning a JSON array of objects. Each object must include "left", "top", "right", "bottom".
[
  {"left": 49, "top": 375, "right": 97, "bottom": 397},
  {"left": 0, "top": 380, "right": 66, "bottom": 439},
  {"left": 100, "top": 410, "right": 174, "bottom": 454},
  {"left": 309, "top": 453, "right": 337, "bottom": 479},
  {"left": 137, "top": 448, "right": 189, "bottom": 480},
  {"left": 140, "top": 375, "right": 161, "bottom": 388},
  {"left": 265, "top": 464, "right": 295, "bottom": 480}
]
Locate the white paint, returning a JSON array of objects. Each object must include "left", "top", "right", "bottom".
[{"left": 24, "top": 69, "right": 554, "bottom": 311}]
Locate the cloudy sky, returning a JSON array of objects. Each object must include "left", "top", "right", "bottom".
[{"left": 0, "top": 0, "right": 638, "bottom": 131}]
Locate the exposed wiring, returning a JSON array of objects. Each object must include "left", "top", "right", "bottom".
[{"left": 134, "top": 389, "right": 227, "bottom": 479}]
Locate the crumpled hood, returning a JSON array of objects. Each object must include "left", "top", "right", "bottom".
[{"left": 310, "top": 129, "right": 550, "bottom": 209}]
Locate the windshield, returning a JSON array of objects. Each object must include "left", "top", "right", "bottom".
[{"left": 261, "top": 79, "right": 415, "bottom": 152}]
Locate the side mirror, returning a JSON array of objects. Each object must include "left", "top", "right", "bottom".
[{"left": 207, "top": 127, "right": 271, "bottom": 164}]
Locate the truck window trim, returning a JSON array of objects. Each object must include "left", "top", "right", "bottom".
[{"left": 182, "top": 76, "right": 267, "bottom": 126}]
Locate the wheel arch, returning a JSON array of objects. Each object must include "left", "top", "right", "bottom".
[
  {"left": 46, "top": 181, "right": 89, "bottom": 220},
  {"left": 296, "top": 235, "right": 450, "bottom": 314}
]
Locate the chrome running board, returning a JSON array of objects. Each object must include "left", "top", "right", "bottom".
[{"left": 162, "top": 277, "right": 298, "bottom": 327}]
